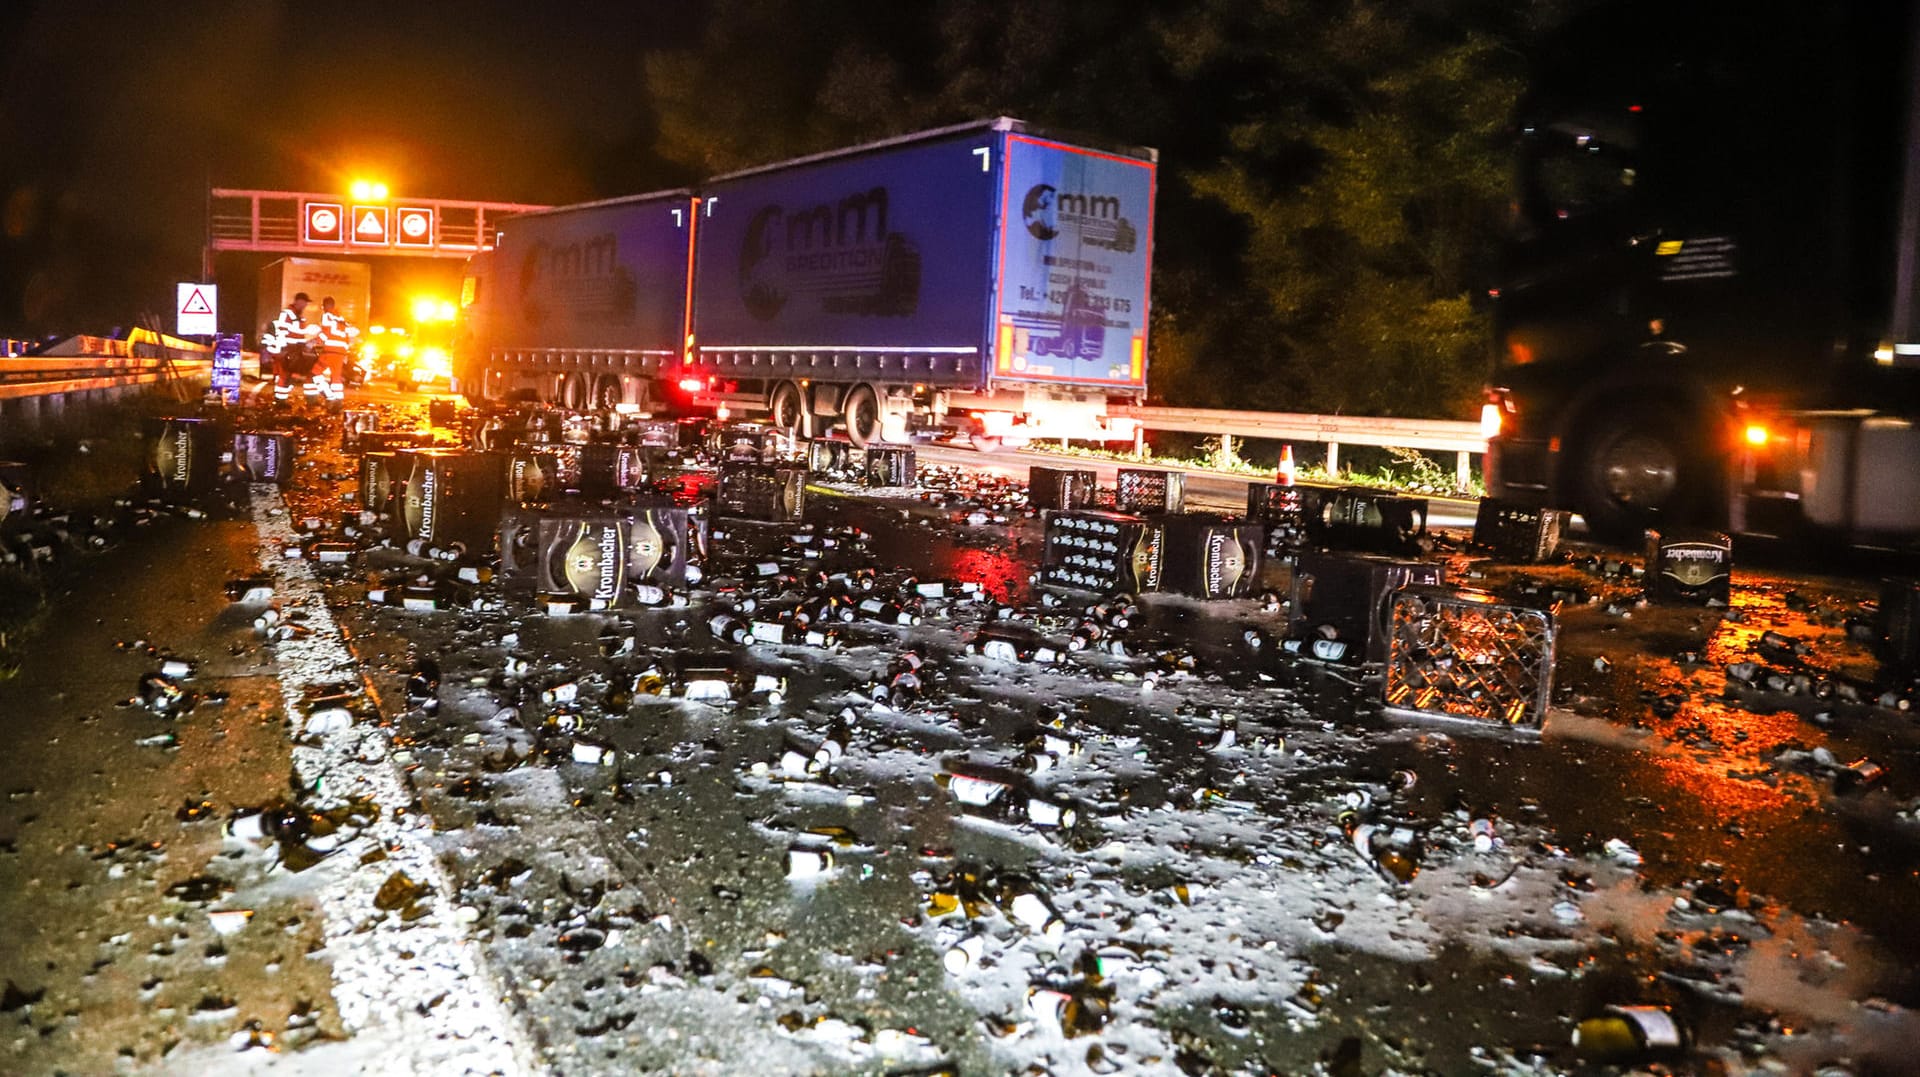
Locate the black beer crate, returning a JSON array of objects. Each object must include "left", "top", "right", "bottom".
[
  {"left": 427, "top": 398, "right": 458, "bottom": 427},
  {"left": 1384, "top": 585, "right": 1557, "bottom": 729},
  {"left": 359, "top": 450, "right": 402, "bottom": 522},
  {"left": 340, "top": 409, "right": 378, "bottom": 450},
  {"left": 143, "top": 417, "right": 225, "bottom": 498},
  {"left": 1645, "top": 528, "right": 1733, "bottom": 604},
  {"left": 1471, "top": 498, "right": 1569, "bottom": 564},
  {"left": 499, "top": 504, "right": 694, "bottom": 604},
  {"left": 1288, "top": 550, "right": 1444, "bottom": 664},
  {"left": 1160, "top": 513, "right": 1264, "bottom": 599},
  {"left": 714, "top": 462, "right": 806, "bottom": 521},
  {"left": 807, "top": 438, "right": 855, "bottom": 476},
  {"left": 1880, "top": 578, "right": 1920, "bottom": 676},
  {"left": 0, "top": 462, "right": 32, "bottom": 528},
  {"left": 233, "top": 430, "right": 297, "bottom": 487},
  {"left": 1307, "top": 487, "right": 1429, "bottom": 556},
  {"left": 504, "top": 450, "right": 561, "bottom": 504},
  {"left": 577, "top": 441, "right": 648, "bottom": 497},
  {"left": 1029, "top": 466, "right": 1098, "bottom": 511},
  {"left": 1247, "top": 483, "right": 1318, "bottom": 560},
  {"left": 1116, "top": 468, "right": 1186, "bottom": 515},
  {"left": 1040, "top": 510, "right": 1165, "bottom": 594},
  {"left": 864, "top": 446, "right": 916, "bottom": 487},
  {"left": 394, "top": 449, "right": 506, "bottom": 550}
]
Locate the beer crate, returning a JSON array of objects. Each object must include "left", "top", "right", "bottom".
[
  {"left": 1288, "top": 550, "right": 1444, "bottom": 664},
  {"left": 504, "top": 450, "right": 560, "bottom": 504},
  {"left": 1645, "top": 528, "right": 1733, "bottom": 604},
  {"left": 1880, "top": 577, "right": 1920, "bottom": 676},
  {"left": 1383, "top": 585, "right": 1556, "bottom": 729},
  {"left": 806, "top": 438, "right": 855, "bottom": 476},
  {"left": 359, "top": 451, "right": 402, "bottom": 523},
  {"left": 1116, "top": 468, "right": 1185, "bottom": 515},
  {"left": 864, "top": 445, "right": 916, "bottom": 487},
  {"left": 427, "top": 398, "right": 458, "bottom": 427},
  {"left": 143, "top": 417, "right": 224, "bottom": 498},
  {"left": 0, "top": 462, "right": 32, "bottom": 528},
  {"left": 499, "top": 504, "right": 695, "bottom": 605},
  {"left": 1307, "top": 487, "right": 1429, "bottom": 556},
  {"left": 1040, "top": 510, "right": 1165, "bottom": 594},
  {"left": 1029, "top": 466, "right": 1097, "bottom": 511},
  {"left": 340, "top": 409, "right": 378, "bottom": 450},
  {"left": 1247, "top": 483, "right": 1317, "bottom": 561},
  {"left": 232, "top": 430, "right": 297, "bottom": 487},
  {"left": 1159, "top": 513, "right": 1263, "bottom": 599},
  {"left": 577, "top": 441, "right": 648, "bottom": 497},
  {"left": 1471, "top": 498, "right": 1569, "bottom": 563},
  {"left": 395, "top": 449, "right": 506, "bottom": 551},
  {"left": 714, "top": 462, "right": 806, "bottom": 521}
]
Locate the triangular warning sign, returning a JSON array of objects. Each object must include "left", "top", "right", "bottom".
[
  {"left": 181, "top": 287, "right": 213, "bottom": 314},
  {"left": 357, "top": 210, "right": 385, "bottom": 237}
]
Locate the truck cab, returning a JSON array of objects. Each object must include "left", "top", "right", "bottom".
[{"left": 1485, "top": 1, "right": 1916, "bottom": 540}]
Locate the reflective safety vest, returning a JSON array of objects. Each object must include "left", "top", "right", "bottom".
[
  {"left": 269, "top": 307, "right": 317, "bottom": 355},
  {"left": 320, "top": 310, "right": 357, "bottom": 353}
]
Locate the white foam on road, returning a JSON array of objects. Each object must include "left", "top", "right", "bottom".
[{"left": 243, "top": 485, "right": 536, "bottom": 1075}]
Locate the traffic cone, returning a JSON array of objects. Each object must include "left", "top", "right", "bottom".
[{"left": 1277, "top": 444, "right": 1296, "bottom": 486}]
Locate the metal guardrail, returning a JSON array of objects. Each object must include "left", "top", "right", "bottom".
[{"left": 1114, "top": 404, "right": 1487, "bottom": 486}]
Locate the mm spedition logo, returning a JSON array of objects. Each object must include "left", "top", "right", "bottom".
[
  {"left": 559, "top": 521, "right": 623, "bottom": 601},
  {"left": 1021, "top": 184, "right": 1138, "bottom": 252},
  {"left": 738, "top": 187, "right": 921, "bottom": 320}
]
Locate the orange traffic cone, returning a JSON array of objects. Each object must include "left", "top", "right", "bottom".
[{"left": 1277, "top": 444, "right": 1296, "bottom": 486}]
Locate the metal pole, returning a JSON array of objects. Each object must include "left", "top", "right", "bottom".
[
  {"left": 1133, "top": 425, "right": 1145, "bottom": 459},
  {"left": 1325, "top": 441, "right": 1339, "bottom": 475},
  {"left": 1457, "top": 450, "right": 1471, "bottom": 491},
  {"left": 1218, "top": 434, "right": 1234, "bottom": 470}
]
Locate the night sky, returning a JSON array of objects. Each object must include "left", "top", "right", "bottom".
[{"left": 0, "top": 1, "right": 702, "bottom": 334}]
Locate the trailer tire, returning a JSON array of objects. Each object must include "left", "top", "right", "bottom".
[
  {"left": 591, "top": 374, "right": 623, "bottom": 411},
  {"left": 844, "top": 384, "right": 884, "bottom": 448},
  {"left": 769, "top": 381, "right": 807, "bottom": 437},
  {"left": 559, "top": 372, "right": 591, "bottom": 411},
  {"left": 1568, "top": 402, "right": 1714, "bottom": 544}
]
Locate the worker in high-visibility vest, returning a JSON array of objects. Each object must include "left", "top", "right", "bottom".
[
  {"left": 317, "top": 296, "right": 359, "bottom": 409},
  {"left": 266, "top": 292, "right": 321, "bottom": 409}
]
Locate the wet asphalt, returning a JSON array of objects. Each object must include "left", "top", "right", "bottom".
[{"left": 2, "top": 385, "right": 1918, "bottom": 1075}]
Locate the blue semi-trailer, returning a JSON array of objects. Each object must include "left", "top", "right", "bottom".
[{"left": 455, "top": 118, "right": 1157, "bottom": 448}]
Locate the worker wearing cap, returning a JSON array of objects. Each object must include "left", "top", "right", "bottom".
[
  {"left": 267, "top": 292, "right": 321, "bottom": 409},
  {"left": 317, "top": 296, "right": 359, "bottom": 409}
]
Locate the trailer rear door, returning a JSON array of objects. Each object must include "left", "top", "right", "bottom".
[{"left": 990, "top": 134, "right": 1155, "bottom": 392}]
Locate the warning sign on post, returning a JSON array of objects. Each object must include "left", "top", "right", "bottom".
[{"left": 176, "top": 283, "right": 218, "bottom": 336}]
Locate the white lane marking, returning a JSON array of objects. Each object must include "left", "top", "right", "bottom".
[{"left": 253, "top": 485, "right": 537, "bottom": 1075}]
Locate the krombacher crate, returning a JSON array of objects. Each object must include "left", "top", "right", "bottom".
[
  {"left": 1288, "top": 550, "right": 1444, "bottom": 664},
  {"left": 1308, "top": 487, "right": 1429, "bottom": 556},
  {"left": 1471, "top": 498, "right": 1568, "bottom": 563},
  {"left": 1029, "top": 467, "right": 1097, "bottom": 511},
  {"left": 143, "top": 417, "right": 224, "bottom": 498},
  {"left": 1041, "top": 510, "right": 1165, "bottom": 594},
  {"left": 0, "top": 462, "right": 32, "bottom": 527},
  {"left": 1645, "top": 528, "right": 1733, "bottom": 604},
  {"left": 715, "top": 462, "right": 806, "bottom": 521},
  {"left": 1116, "top": 468, "right": 1185, "bottom": 515},
  {"left": 233, "top": 430, "right": 297, "bottom": 487},
  {"left": 1159, "top": 514, "right": 1263, "bottom": 599},
  {"left": 864, "top": 446, "right": 916, "bottom": 487},
  {"left": 396, "top": 450, "right": 506, "bottom": 550},
  {"left": 504, "top": 450, "right": 561, "bottom": 504}
]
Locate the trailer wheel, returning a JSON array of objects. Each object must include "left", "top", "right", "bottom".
[
  {"left": 769, "top": 381, "right": 807, "bottom": 437},
  {"left": 1569, "top": 403, "right": 1713, "bottom": 543},
  {"left": 559, "top": 372, "right": 591, "bottom": 411},
  {"left": 844, "top": 384, "right": 884, "bottom": 447},
  {"left": 591, "top": 374, "right": 623, "bottom": 411}
]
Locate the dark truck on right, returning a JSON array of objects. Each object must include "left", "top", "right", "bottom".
[{"left": 1485, "top": 0, "right": 1920, "bottom": 546}]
